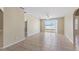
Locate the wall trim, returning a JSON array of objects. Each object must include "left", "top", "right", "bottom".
[
  {"left": 65, "top": 35, "right": 73, "bottom": 44},
  {"left": 3, "top": 32, "right": 40, "bottom": 49},
  {"left": 3, "top": 38, "right": 25, "bottom": 49},
  {"left": 68, "top": 38, "right": 73, "bottom": 44},
  {"left": 27, "top": 31, "right": 40, "bottom": 36}
]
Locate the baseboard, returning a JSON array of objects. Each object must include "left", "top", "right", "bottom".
[
  {"left": 68, "top": 38, "right": 73, "bottom": 44},
  {"left": 3, "top": 38, "right": 25, "bottom": 49},
  {"left": 65, "top": 36, "right": 73, "bottom": 44},
  {"left": 27, "top": 31, "right": 40, "bottom": 36}
]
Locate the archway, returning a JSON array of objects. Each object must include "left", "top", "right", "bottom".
[{"left": 73, "top": 8, "right": 79, "bottom": 49}]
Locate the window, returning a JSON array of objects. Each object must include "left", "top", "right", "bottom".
[{"left": 44, "top": 20, "right": 57, "bottom": 29}]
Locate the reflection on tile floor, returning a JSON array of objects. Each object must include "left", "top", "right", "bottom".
[{"left": 0, "top": 32, "right": 76, "bottom": 51}]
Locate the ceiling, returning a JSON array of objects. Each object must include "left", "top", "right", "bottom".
[{"left": 24, "top": 7, "right": 77, "bottom": 19}]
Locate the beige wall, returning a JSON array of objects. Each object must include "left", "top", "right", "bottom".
[
  {"left": 57, "top": 17, "right": 64, "bottom": 34},
  {"left": 40, "top": 19, "right": 45, "bottom": 32},
  {"left": 3, "top": 7, "right": 25, "bottom": 47},
  {"left": 25, "top": 14, "right": 40, "bottom": 36}
]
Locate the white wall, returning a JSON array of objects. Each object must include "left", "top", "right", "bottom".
[
  {"left": 3, "top": 7, "right": 25, "bottom": 48},
  {"left": 64, "top": 14, "right": 74, "bottom": 43},
  {"left": 25, "top": 14, "right": 40, "bottom": 36}
]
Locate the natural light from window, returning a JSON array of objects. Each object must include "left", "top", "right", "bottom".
[{"left": 44, "top": 20, "right": 57, "bottom": 30}]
